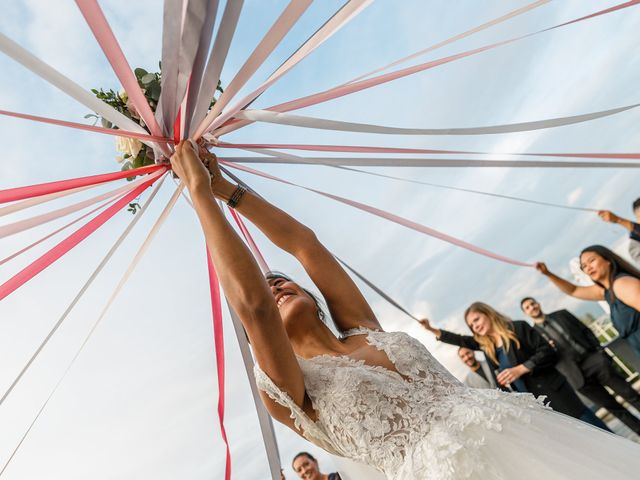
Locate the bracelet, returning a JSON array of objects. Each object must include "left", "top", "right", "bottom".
[{"left": 227, "top": 185, "right": 247, "bottom": 208}]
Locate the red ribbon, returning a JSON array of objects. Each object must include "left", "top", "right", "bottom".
[
  {"left": 206, "top": 250, "right": 231, "bottom": 480},
  {"left": 0, "top": 170, "right": 165, "bottom": 301},
  {"left": 0, "top": 164, "right": 164, "bottom": 204}
]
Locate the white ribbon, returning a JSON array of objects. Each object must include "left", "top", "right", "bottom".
[
  {"left": 193, "top": 0, "right": 313, "bottom": 139},
  {"left": 230, "top": 104, "right": 640, "bottom": 136},
  {"left": 0, "top": 173, "right": 160, "bottom": 240},
  {"left": 0, "top": 32, "right": 157, "bottom": 149},
  {"left": 345, "top": 0, "right": 551, "bottom": 84},
  {"left": 0, "top": 174, "right": 166, "bottom": 409},
  {"left": 0, "top": 185, "right": 93, "bottom": 219},
  {"left": 0, "top": 179, "right": 179, "bottom": 478},
  {"left": 188, "top": 0, "right": 244, "bottom": 138},
  {"left": 219, "top": 155, "right": 640, "bottom": 168},
  {"left": 202, "top": 0, "right": 372, "bottom": 135}
]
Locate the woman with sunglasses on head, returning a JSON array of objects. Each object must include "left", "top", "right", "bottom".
[
  {"left": 537, "top": 245, "right": 640, "bottom": 358},
  {"left": 171, "top": 142, "right": 640, "bottom": 480}
]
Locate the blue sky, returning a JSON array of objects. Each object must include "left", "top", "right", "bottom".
[{"left": 1, "top": 1, "right": 640, "bottom": 478}]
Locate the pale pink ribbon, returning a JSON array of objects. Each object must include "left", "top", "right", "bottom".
[
  {"left": 0, "top": 185, "right": 94, "bottom": 219},
  {"left": 344, "top": 0, "right": 551, "bottom": 84},
  {"left": 0, "top": 109, "right": 171, "bottom": 143},
  {"left": 218, "top": 155, "right": 639, "bottom": 169},
  {"left": 0, "top": 197, "right": 116, "bottom": 267},
  {"left": 216, "top": 0, "right": 640, "bottom": 136},
  {"left": 193, "top": 0, "right": 313, "bottom": 140},
  {"left": 217, "top": 142, "right": 640, "bottom": 160},
  {"left": 74, "top": 0, "right": 170, "bottom": 156},
  {"left": 222, "top": 161, "right": 533, "bottom": 267},
  {"left": 0, "top": 171, "right": 163, "bottom": 240},
  {"left": 199, "top": 0, "right": 371, "bottom": 137}
]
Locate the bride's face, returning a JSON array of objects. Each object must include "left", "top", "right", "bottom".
[
  {"left": 466, "top": 310, "right": 491, "bottom": 336},
  {"left": 268, "top": 276, "right": 319, "bottom": 326}
]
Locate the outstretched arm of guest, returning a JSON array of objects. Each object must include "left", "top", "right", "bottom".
[
  {"left": 535, "top": 262, "right": 604, "bottom": 301},
  {"left": 598, "top": 210, "right": 634, "bottom": 232}
]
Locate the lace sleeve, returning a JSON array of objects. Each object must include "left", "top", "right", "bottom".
[{"left": 253, "top": 364, "right": 340, "bottom": 455}]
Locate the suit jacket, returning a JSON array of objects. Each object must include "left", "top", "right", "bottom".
[
  {"left": 464, "top": 360, "right": 497, "bottom": 389},
  {"left": 535, "top": 310, "right": 601, "bottom": 390},
  {"left": 439, "top": 320, "right": 585, "bottom": 417}
]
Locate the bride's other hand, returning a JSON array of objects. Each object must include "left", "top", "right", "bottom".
[{"left": 170, "top": 140, "right": 211, "bottom": 194}]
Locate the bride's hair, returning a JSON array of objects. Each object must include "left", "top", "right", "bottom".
[
  {"left": 265, "top": 271, "right": 332, "bottom": 325},
  {"left": 464, "top": 302, "right": 520, "bottom": 364}
]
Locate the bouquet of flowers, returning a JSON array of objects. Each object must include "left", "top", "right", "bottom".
[{"left": 88, "top": 65, "right": 223, "bottom": 173}]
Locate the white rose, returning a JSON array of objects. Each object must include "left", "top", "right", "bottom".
[
  {"left": 115, "top": 136, "right": 143, "bottom": 161},
  {"left": 118, "top": 88, "right": 128, "bottom": 103}
]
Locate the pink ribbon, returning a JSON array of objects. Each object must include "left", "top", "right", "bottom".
[
  {"left": 217, "top": 142, "right": 640, "bottom": 160},
  {"left": 0, "top": 169, "right": 166, "bottom": 301},
  {"left": 228, "top": 207, "right": 269, "bottom": 273},
  {"left": 74, "top": 0, "right": 170, "bottom": 156},
  {"left": 223, "top": 162, "right": 532, "bottom": 267},
  {"left": 206, "top": 250, "right": 231, "bottom": 480},
  {"left": 0, "top": 198, "right": 116, "bottom": 267},
  {"left": 0, "top": 164, "right": 164, "bottom": 204},
  {"left": 216, "top": 0, "right": 640, "bottom": 136},
  {"left": 0, "top": 109, "right": 171, "bottom": 143},
  {"left": 0, "top": 172, "right": 158, "bottom": 240}
]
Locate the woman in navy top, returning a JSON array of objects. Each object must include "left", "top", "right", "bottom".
[{"left": 537, "top": 245, "right": 640, "bottom": 358}]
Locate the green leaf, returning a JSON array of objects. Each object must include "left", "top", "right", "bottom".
[
  {"left": 121, "top": 160, "right": 133, "bottom": 171},
  {"left": 149, "top": 82, "right": 161, "bottom": 102},
  {"left": 134, "top": 68, "right": 148, "bottom": 79},
  {"left": 132, "top": 153, "right": 144, "bottom": 169},
  {"left": 141, "top": 73, "right": 156, "bottom": 85},
  {"left": 101, "top": 118, "right": 113, "bottom": 129}
]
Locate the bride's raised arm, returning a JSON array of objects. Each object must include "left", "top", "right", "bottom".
[
  {"left": 170, "top": 141, "right": 306, "bottom": 426},
  {"left": 214, "top": 159, "right": 381, "bottom": 333}
]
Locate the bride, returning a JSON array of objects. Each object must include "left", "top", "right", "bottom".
[{"left": 170, "top": 141, "right": 640, "bottom": 480}]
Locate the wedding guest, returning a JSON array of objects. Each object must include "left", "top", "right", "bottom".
[
  {"left": 456, "top": 346, "right": 497, "bottom": 389},
  {"left": 420, "top": 303, "right": 609, "bottom": 430},
  {"left": 292, "top": 452, "right": 341, "bottom": 480},
  {"left": 521, "top": 297, "right": 640, "bottom": 434},
  {"left": 598, "top": 198, "right": 640, "bottom": 264},
  {"left": 537, "top": 245, "right": 640, "bottom": 358}
]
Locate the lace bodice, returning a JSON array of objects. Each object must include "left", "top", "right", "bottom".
[{"left": 254, "top": 328, "right": 546, "bottom": 479}]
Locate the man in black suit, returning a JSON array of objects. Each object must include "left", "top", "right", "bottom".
[{"left": 521, "top": 297, "right": 640, "bottom": 434}]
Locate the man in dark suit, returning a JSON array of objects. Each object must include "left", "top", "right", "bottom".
[{"left": 521, "top": 297, "right": 640, "bottom": 434}]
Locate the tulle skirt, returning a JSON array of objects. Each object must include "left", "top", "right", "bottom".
[{"left": 394, "top": 404, "right": 640, "bottom": 480}]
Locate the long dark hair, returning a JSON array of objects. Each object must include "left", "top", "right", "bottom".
[{"left": 580, "top": 245, "right": 640, "bottom": 301}]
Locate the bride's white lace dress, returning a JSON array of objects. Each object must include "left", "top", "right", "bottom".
[{"left": 255, "top": 327, "right": 640, "bottom": 479}]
